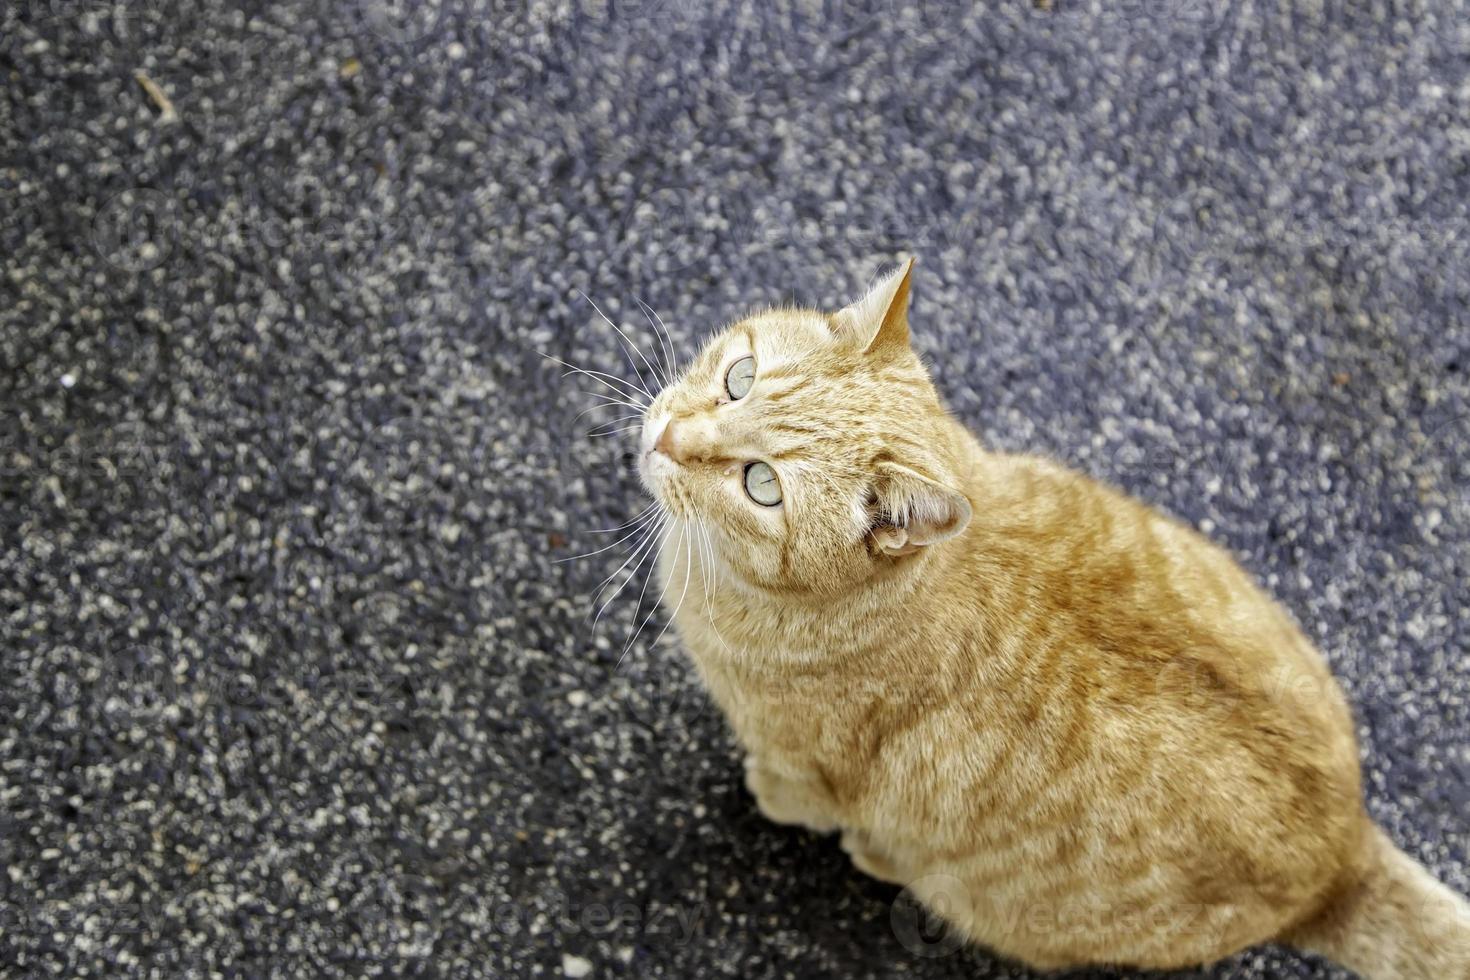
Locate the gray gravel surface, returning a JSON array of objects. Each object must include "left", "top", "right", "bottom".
[{"left": 2, "top": 0, "right": 1469, "bottom": 977}]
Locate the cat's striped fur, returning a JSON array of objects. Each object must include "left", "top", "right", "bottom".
[{"left": 636, "top": 259, "right": 1470, "bottom": 976}]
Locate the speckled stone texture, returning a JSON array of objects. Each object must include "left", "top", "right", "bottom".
[{"left": 1, "top": 0, "right": 1468, "bottom": 976}]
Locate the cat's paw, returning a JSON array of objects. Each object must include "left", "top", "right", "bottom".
[
  {"left": 743, "top": 761, "right": 839, "bottom": 834},
  {"left": 840, "top": 830, "right": 907, "bottom": 885}
]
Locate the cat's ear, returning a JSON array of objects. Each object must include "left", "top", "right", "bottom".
[
  {"left": 831, "top": 256, "right": 915, "bottom": 355},
  {"left": 867, "top": 459, "right": 971, "bottom": 556}
]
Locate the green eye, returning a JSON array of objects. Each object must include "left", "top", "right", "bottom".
[
  {"left": 743, "top": 461, "right": 781, "bottom": 506},
  {"left": 725, "top": 355, "right": 756, "bottom": 400}
]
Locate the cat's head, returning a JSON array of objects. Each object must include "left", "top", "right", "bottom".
[{"left": 639, "top": 259, "right": 973, "bottom": 595}]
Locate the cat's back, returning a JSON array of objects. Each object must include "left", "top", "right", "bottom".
[
  {"left": 938, "top": 452, "right": 1364, "bottom": 865},
  {"left": 961, "top": 451, "right": 1344, "bottom": 697},
  {"left": 957, "top": 448, "right": 1359, "bottom": 757}
]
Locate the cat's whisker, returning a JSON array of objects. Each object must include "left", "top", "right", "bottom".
[
  {"left": 588, "top": 513, "right": 668, "bottom": 627},
  {"left": 597, "top": 523, "right": 668, "bottom": 646},
  {"left": 584, "top": 412, "right": 642, "bottom": 430},
  {"left": 614, "top": 519, "right": 685, "bottom": 669},
  {"left": 694, "top": 521, "right": 714, "bottom": 606},
  {"left": 582, "top": 391, "right": 650, "bottom": 415},
  {"left": 585, "top": 423, "right": 642, "bottom": 439},
  {"left": 635, "top": 297, "right": 681, "bottom": 382},
  {"left": 592, "top": 558, "right": 655, "bottom": 636},
  {"left": 573, "top": 401, "right": 642, "bottom": 426},
  {"left": 591, "top": 512, "right": 672, "bottom": 632},
  {"left": 580, "top": 290, "right": 670, "bottom": 393},
  {"left": 703, "top": 528, "right": 720, "bottom": 604},
  {"left": 693, "top": 523, "right": 739, "bottom": 660},
  {"left": 589, "top": 517, "right": 662, "bottom": 596},
  {"left": 539, "top": 351, "right": 651, "bottom": 405},
  {"left": 635, "top": 521, "right": 695, "bottom": 667},
  {"left": 589, "top": 425, "right": 644, "bottom": 439},
  {"left": 583, "top": 415, "right": 644, "bottom": 439},
  {"left": 580, "top": 291, "right": 651, "bottom": 386},
  {"left": 540, "top": 352, "right": 643, "bottom": 399},
  {"left": 561, "top": 367, "right": 651, "bottom": 404},
  {"left": 634, "top": 299, "right": 676, "bottom": 386},
  {"left": 555, "top": 508, "right": 660, "bottom": 563},
  {"left": 590, "top": 501, "right": 659, "bottom": 534},
  {"left": 550, "top": 342, "right": 654, "bottom": 400}
]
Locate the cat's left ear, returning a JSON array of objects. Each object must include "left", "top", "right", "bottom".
[
  {"left": 831, "top": 256, "right": 915, "bottom": 355},
  {"left": 867, "top": 459, "right": 971, "bottom": 557}
]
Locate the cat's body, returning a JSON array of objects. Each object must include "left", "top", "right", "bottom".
[
  {"left": 637, "top": 259, "right": 1470, "bottom": 976},
  {"left": 663, "top": 448, "right": 1365, "bottom": 969}
]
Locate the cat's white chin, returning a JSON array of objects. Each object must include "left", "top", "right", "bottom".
[
  {"left": 637, "top": 410, "right": 674, "bottom": 502},
  {"left": 639, "top": 448, "right": 679, "bottom": 502}
]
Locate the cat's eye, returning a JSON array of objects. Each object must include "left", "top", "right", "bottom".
[
  {"left": 743, "top": 461, "right": 782, "bottom": 506},
  {"left": 725, "top": 355, "right": 756, "bottom": 400}
]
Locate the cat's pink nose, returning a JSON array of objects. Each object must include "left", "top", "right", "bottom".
[{"left": 654, "top": 419, "right": 680, "bottom": 460}]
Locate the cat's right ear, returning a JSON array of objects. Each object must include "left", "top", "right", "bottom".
[
  {"left": 831, "top": 257, "right": 915, "bottom": 355},
  {"left": 866, "top": 459, "right": 971, "bottom": 557}
]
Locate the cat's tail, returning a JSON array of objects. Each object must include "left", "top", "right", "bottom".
[{"left": 1283, "top": 823, "right": 1470, "bottom": 979}]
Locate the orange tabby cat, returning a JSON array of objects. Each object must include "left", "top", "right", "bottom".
[{"left": 634, "top": 258, "right": 1470, "bottom": 977}]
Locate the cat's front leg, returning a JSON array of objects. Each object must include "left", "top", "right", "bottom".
[{"left": 743, "top": 756, "right": 840, "bottom": 834}]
